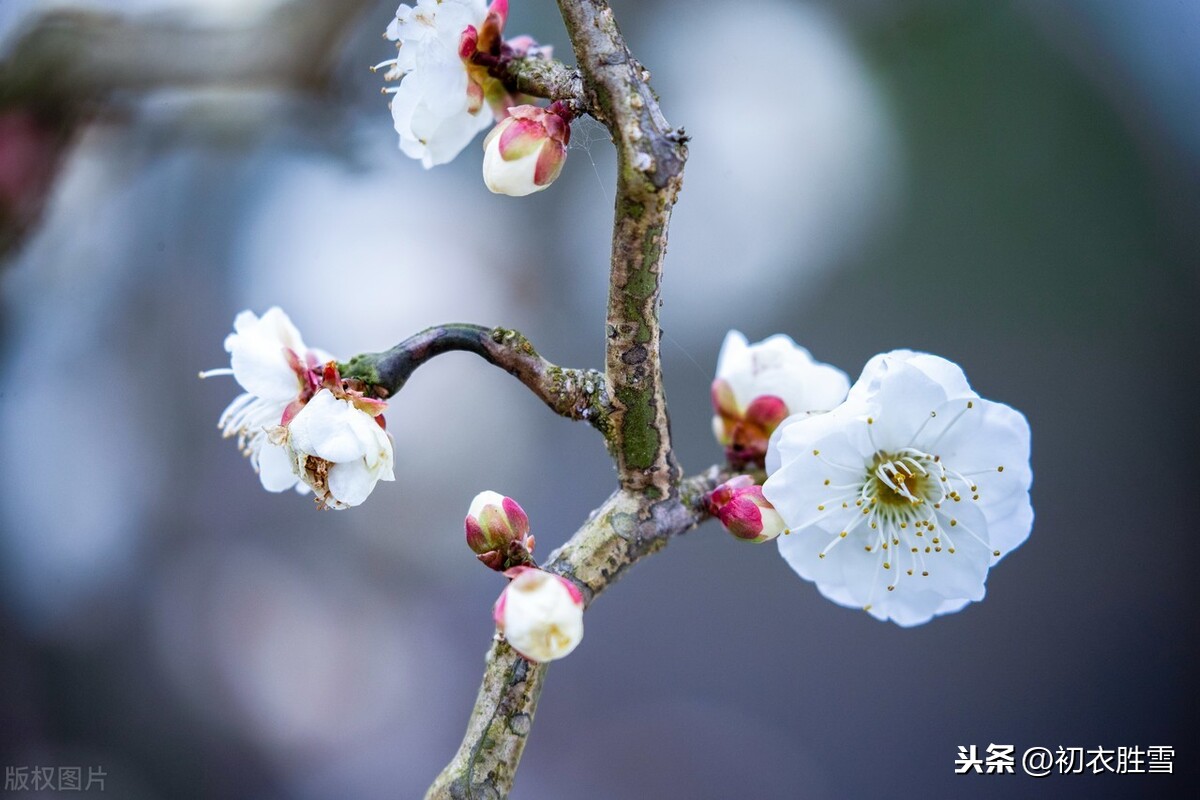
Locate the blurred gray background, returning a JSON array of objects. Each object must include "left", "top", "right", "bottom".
[{"left": 1, "top": 0, "right": 1196, "bottom": 797}]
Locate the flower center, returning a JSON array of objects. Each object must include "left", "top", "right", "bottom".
[
  {"left": 808, "top": 438, "right": 1001, "bottom": 608},
  {"left": 866, "top": 449, "right": 945, "bottom": 509}
]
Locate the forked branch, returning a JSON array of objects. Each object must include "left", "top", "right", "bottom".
[{"left": 426, "top": 2, "right": 695, "bottom": 798}]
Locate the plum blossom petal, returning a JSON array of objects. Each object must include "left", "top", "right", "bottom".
[
  {"left": 717, "top": 332, "right": 850, "bottom": 413},
  {"left": 225, "top": 307, "right": 308, "bottom": 401},
  {"left": 380, "top": 0, "right": 498, "bottom": 168},
  {"left": 257, "top": 440, "right": 302, "bottom": 493},
  {"left": 284, "top": 389, "right": 395, "bottom": 510},
  {"left": 764, "top": 350, "right": 1033, "bottom": 626},
  {"left": 204, "top": 307, "right": 326, "bottom": 491}
]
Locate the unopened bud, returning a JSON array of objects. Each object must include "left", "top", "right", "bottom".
[
  {"left": 481, "top": 103, "right": 571, "bottom": 196},
  {"left": 465, "top": 490, "right": 535, "bottom": 570},
  {"left": 493, "top": 567, "right": 584, "bottom": 662},
  {"left": 706, "top": 476, "right": 787, "bottom": 543},
  {"left": 712, "top": 380, "right": 789, "bottom": 467}
]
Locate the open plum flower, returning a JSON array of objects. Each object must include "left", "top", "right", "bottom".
[
  {"left": 203, "top": 308, "right": 395, "bottom": 509},
  {"left": 201, "top": 307, "right": 329, "bottom": 493},
  {"left": 763, "top": 350, "right": 1032, "bottom": 626},
  {"left": 279, "top": 388, "right": 395, "bottom": 509},
  {"left": 379, "top": 0, "right": 540, "bottom": 168}
]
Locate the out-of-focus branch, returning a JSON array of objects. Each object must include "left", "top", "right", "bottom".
[
  {"left": 0, "top": 1, "right": 373, "bottom": 107},
  {"left": 425, "top": 468, "right": 724, "bottom": 800},
  {"left": 340, "top": 324, "right": 610, "bottom": 434},
  {"left": 0, "top": 0, "right": 373, "bottom": 260}
]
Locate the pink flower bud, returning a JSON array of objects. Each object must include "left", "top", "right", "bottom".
[
  {"left": 481, "top": 103, "right": 571, "bottom": 196},
  {"left": 712, "top": 380, "right": 789, "bottom": 467},
  {"left": 465, "top": 491, "right": 535, "bottom": 570},
  {"left": 706, "top": 476, "right": 788, "bottom": 543},
  {"left": 493, "top": 567, "right": 584, "bottom": 662}
]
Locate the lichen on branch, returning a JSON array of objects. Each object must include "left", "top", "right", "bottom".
[
  {"left": 426, "top": 2, "right": 695, "bottom": 798},
  {"left": 340, "top": 323, "right": 610, "bottom": 434},
  {"left": 554, "top": 0, "right": 689, "bottom": 496}
]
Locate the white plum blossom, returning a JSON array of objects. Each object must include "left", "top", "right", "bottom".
[
  {"left": 201, "top": 307, "right": 328, "bottom": 493},
  {"left": 712, "top": 330, "right": 850, "bottom": 466},
  {"left": 763, "top": 350, "right": 1032, "bottom": 626},
  {"left": 493, "top": 567, "right": 584, "bottom": 662},
  {"left": 279, "top": 389, "right": 396, "bottom": 509},
  {"left": 379, "top": 0, "right": 502, "bottom": 168},
  {"left": 204, "top": 308, "right": 395, "bottom": 509}
]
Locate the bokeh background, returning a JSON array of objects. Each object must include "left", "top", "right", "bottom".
[{"left": 1, "top": 0, "right": 1196, "bottom": 798}]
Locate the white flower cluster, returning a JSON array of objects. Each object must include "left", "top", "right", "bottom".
[
  {"left": 203, "top": 308, "right": 394, "bottom": 509},
  {"left": 380, "top": 0, "right": 496, "bottom": 168},
  {"left": 711, "top": 333, "right": 1033, "bottom": 626},
  {"left": 377, "top": 1, "right": 574, "bottom": 194}
]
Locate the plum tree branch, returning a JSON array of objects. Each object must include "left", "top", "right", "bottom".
[
  {"left": 425, "top": 469, "right": 724, "bottom": 800},
  {"left": 0, "top": 0, "right": 374, "bottom": 259},
  {"left": 492, "top": 56, "right": 587, "bottom": 112},
  {"left": 555, "top": 0, "right": 689, "bottom": 496},
  {"left": 340, "top": 323, "right": 609, "bottom": 434},
  {"left": 0, "top": 1, "right": 372, "bottom": 108},
  {"left": 426, "top": 2, "right": 694, "bottom": 798}
]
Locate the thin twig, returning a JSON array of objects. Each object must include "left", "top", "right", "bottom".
[{"left": 341, "top": 324, "right": 609, "bottom": 434}]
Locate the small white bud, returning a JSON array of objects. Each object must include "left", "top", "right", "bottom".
[
  {"left": 493, "top": 567, "right": 584, "bottom": 662},
  {"left": 481, "top": 103, "right": 572, "bottom": 196}
]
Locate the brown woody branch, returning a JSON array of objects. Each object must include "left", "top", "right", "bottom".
[
  {"left": 340, "top": 324, "right": 609, "bottom": 434},
  {"left": 425, "top": 470, "right": 723, "bottom": 800},
  {"left": 492, "top": 56, "right": 587, "bottom": 112},
  {"left": 555, "top": 0, "right": 689, "bottom": 497},
  {"left": 427, "top": 2, "right": 694, "bottom": 798}
]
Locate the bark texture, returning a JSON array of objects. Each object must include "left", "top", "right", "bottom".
[{"left": 425, "top": 2, "right": 694, "bottom": 797}]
